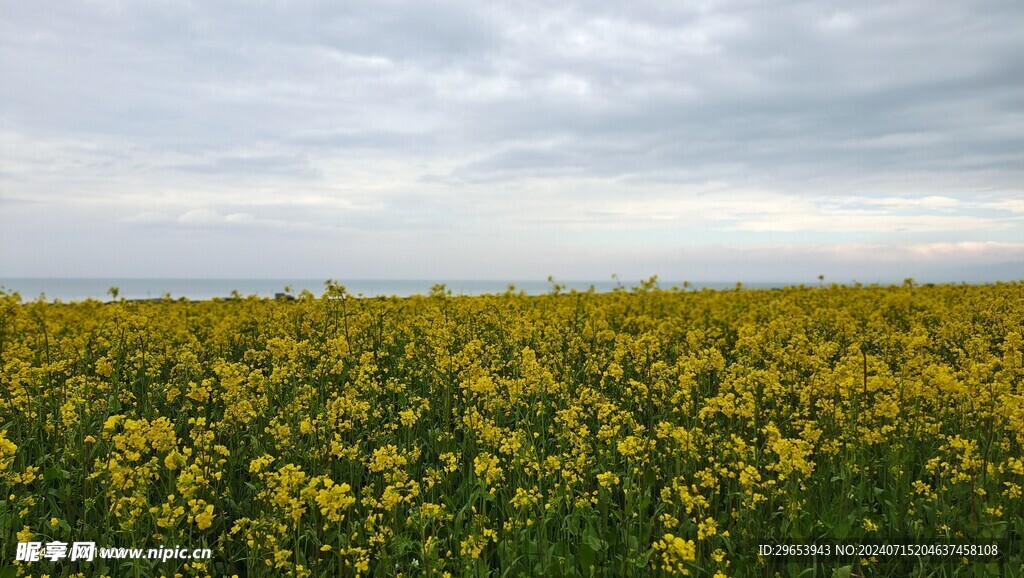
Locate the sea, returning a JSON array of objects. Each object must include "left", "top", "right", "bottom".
[{"left": 0, "top": 278, "right": 779, "bottom": 302}]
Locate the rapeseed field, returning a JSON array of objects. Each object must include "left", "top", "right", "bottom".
[{"left": 1, "top": 281, "right": 1021, "bottom": 577}]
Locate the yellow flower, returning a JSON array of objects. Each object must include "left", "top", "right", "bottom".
[
  {"left": 164, "top": 451, "right": 181, "bottom": 470},
  {"left": 399, "top": 409, "right": 418, "bottom": 427},
  {"left": 17, "top": 526, "right": 32, "bottom": 542},
  {"left": 249, "top": 454, "right": 274, "bottom": 473},
  {"left": 697, "top": 517, "right": 718, "bottom": 540},
  {"left": 193, "top": 503, "right": 214, "bottom": 530},
  {"left": 655, "top": 533, "right": 696, "bottom": 575},
  {"left": 460, "top": 528, "right": 498, "bottom": 559},
  {"left": 439, "top": 452, "right": 458, "bottom": 473},
  {"left": 103, "top": 415, "right": 124, "bottom": 431},
  {"left": 0, "top": 432, "right": 18, "bottom": 469},
  {"left": 597, "top": 472, "right": 620, "bottom": 489},
  {"left": 473, "top": 452, "right": 503, "bottom": 487},
  {"left": 315, "top": 479, "right": 355, "bottom": 521}
]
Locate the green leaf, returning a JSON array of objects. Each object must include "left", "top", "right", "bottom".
[
  {"left": 578, "top": 542, "right": 596, "bottom": 574},
  {"left": 832, "top": 565, "right": 853, "bottom": 578},
  {"left": 44, "top": 467, "right": 67, "bottom": 481},
  {"left": 584, "top": 531, "right": 605, "bottom": 553},
  {"left": 833, "top": 522, "right": 850, "bottom": 540}
]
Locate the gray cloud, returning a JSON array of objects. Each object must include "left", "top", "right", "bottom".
[
  {"left": 167, "top": 153, "right": 319, "bottom": 179},
  {"left": 1, "top": 0, "right": 1022, "bottom": 280}
]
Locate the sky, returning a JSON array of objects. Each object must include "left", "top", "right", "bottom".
[{"left": 1, "top": 0, "right": 1022, "bottom": 283}]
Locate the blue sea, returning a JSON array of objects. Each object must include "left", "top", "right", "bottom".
[{"left": 0, "top": 278, "right": 774, "bottom": 302}]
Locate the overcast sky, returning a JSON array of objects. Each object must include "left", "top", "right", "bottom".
[{"left": 1, "top": 0, "right": 1022, "bottom": 282}]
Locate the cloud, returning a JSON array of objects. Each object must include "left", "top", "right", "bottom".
[
  {"left": 122, "top": 208, "right": 314, "bottom": 231},
  {"left": 986, "top": 199, "right": 1024, "bottom": 214},
  {"left": 122, "top": 211, "right": 174, "bottom": 224},
  {"left": 808, "top": 241, "right": 1024, "bottom": 264},
  {"left": 839, "top": 196, "right": 960, "bottom": 209},
  {"left": 1, "top": 0, "right": 1022, "bottom": 279},
  {"left": 168, "top": 153, "right": 319, "bottom": 179}
]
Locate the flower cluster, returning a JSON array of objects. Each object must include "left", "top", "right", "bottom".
[{"left": 1, "top": 281, "right": 1022, "bottom": 576}]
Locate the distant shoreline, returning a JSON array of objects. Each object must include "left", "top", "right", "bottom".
[
  {"left": 0, "top": 278, "right": 771, "bottom": 303},
  {"left": 1, "top": 278, "right": 1020, "bottom": 304}
]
